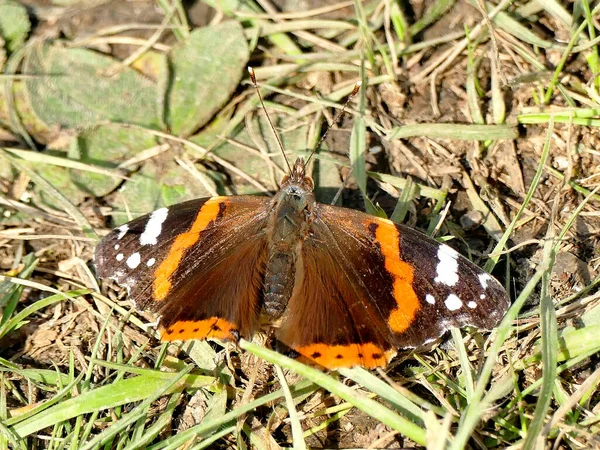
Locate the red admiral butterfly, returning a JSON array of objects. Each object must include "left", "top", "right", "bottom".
[{"left": 94, "top": 69, "right": 509, "bottom": 369}]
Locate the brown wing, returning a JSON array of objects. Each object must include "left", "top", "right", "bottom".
[
  {"left": 95, "top": 196, "right": 271, "bottom": 341},
  {"left": 276, "top": 204, "right": 509, "bottom": 369}
]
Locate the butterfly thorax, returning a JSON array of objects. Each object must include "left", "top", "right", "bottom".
[{"left": 263, "top": 158, "right": 315, "bottom": 321}]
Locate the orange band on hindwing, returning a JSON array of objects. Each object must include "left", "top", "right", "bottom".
[
  {"left": 153, "top": 197, "right": 227, "bottom": 301},
  {"left": 373, "top": 219, "right": 420, "bottom": 333},
  {"left": 295, "top": 342, "right": 396, "bottom": 369},
  {"left": 160, "top": 317, "right": 237, "bottom": 341}
]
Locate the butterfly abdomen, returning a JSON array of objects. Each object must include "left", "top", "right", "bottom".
[
  {"left": 263, "top": 252, "right": 296, "bottom": 319},
  {"left": 262, "top": 179, "right": 315, "bottom": 320}
]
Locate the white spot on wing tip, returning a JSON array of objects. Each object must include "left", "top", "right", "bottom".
[
  {"left": 126, "top": 252, "right": 141, "bottom": 269},
  {"left": 116, "top": 253, "right": 124, "bottom": 261},
  {"left": 425, "top": 294, "right": 436, "bottom": 304},
  {"left": 114, "top": 244, "right": 120, "bottom": 250},
  {"left": 434, "top": 244, "right": 459, "bottom": 287},
  {"left": 467, "top": 301, "right": 477, "bottom": 309},
  {"left": 147, "top": 257, "right": 156, "bottom": 267},
  {"left": 441, "top": 244, "right": 458, "bottom": 257},
  {"left": 444, "top": 294, "right": 462, "bottom": 311},
  {"left": 479, "top": 273, "right": 493, "bottom": 289},
  {"left": 140, "top": 207, "right": 169, "bottom": 246},
  {"left": 117, "top": 225, "right": 129, "bottom": 240}
]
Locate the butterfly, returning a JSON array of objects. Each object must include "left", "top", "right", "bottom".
[{"left": 94, "top": 69, "right": 509, "bottom": 369}]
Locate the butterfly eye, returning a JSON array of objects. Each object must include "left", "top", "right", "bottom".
[{"left": 304, "top": 176, "right": 314, "bottom": 191}]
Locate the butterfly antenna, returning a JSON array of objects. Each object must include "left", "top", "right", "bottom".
[
  {"left": 305, "top": 81, "right": 362, "bottom": 167},
  {"left": 248, "top": 67, "right": 293, "bottom": 174}
]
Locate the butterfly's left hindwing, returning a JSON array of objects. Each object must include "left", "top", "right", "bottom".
[{"left": 95, "top": 196, "right": 271, "bottom": 340}]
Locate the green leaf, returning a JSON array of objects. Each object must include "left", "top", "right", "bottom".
[
  {"left": 23, "top": 41, "right": 161, "bottom": 130},
  {"left": 410, "top": 0, "right": 455, "bottom": 36},
  {"left": 390, "top": 176, "right": 416, "bottom": 223},
  {"left": 557, "top": 324, "right": 600, "bottom": 362},
  {"left": 108, "top": 158, "right": 215, "bottom": 226},
  {"left": 32, "top": 163, "right": 88, "bottom": 208},
  {"left": 196, "top": 114, "right": 308, "bottom": 195},
  {"left": 312, "top": 153, "right": 341, "bottom": 205},
  {"left": 0, "top": 79, "right": 55, "bottom": 144},
  {"left": 580, "top": 299, "right": 600, "bottom": 327},
  {"left": 0, "top": 0, "right": 30, "bottom": 53},
  {"left": 472, "top": 0, "right": 556, "bottom": 49},
  {"left": 68, "top": 124, "right": 159, "bottom": 197},
  {"left": 203, "top": 388, "right": 228, "bottom": 424},
  {"left": 165, "top": 22, "right": 249, "bottom": 136}
]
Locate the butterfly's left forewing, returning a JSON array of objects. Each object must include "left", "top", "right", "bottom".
[
  {"left": 277, "top": 204, "right": 509, "bottom": 369},
  {"left": 95, "top": 196, "right": 271, "bottom": 340}
]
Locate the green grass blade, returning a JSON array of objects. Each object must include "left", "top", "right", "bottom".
[
  {"left": 520, "top": 236, "right": 558, "bottom": 448},
  {"left": 0, "top": 150, "right": 98, "bottom": 240},
  {"left": 544, "top": 19, "right": 588, "bottom": 104},
  {"left": 275, "top": 365, "right": 306, "bottom": 450},
  {"left": 450, "top": 328, "right": 475, "bottom": 402},
  {"left": 390, "top": 176, "right": 416, "bottom": 223},
  {"left": 387, "top": 123, "right": 518, "bottom": 141},
  {"left": 0, "top": 288, "right": 88, "bottom": 340},
  {"left": 146, "top": 379, "right": 317, "bottom": 449},
  {"left": 11, "top": 369, "right": 201, "bottom": 438},
  {"left": 78, "top": 366, "right": 194, "bottom": 450},
  {"left": 339, "top": 367, "right": 426, "bottom": 423},
  {"left": 485, "top": 119, "right": 554, "bottom": 271},
  {"left": 241, "top": 340, "right": 427, "bottom": 445},
  {"left": 3, "top": 147, "right": 127, "bottom": 179}
]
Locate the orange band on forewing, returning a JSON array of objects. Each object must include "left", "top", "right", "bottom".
[
  {"left": 296, "top": 343, "right": 396, "bottom": 369},
  {"left": 160, "top": 317, "right": 236, "bottom": 341},
  {"left": 374, "top": 219, "right": 420, "bottom": 333},
  {"left": 153, "top": 197, "right": 227, "bottom": 301}
]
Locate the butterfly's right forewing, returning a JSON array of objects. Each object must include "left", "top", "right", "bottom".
[{"left": 95, "top": 196, "right": 271, "bottom": 340}]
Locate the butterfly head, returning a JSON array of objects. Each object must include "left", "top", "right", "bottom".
[
  {"left": 269, "top": 157, "right": 316, "bottom": 237},
  {"left": 280, "top": 157, "right": 314, "bottom": 193}
]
